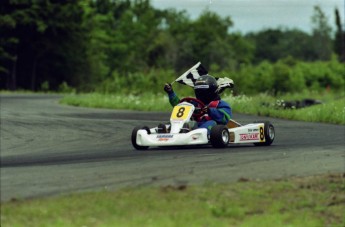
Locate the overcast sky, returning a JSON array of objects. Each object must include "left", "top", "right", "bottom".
[{"left": 151, "top": 0, "right": 344, "bottom": 34}]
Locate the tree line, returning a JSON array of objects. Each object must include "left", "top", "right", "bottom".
[{"left": 0, "top": 0, "right": 344, "bottom": 92}]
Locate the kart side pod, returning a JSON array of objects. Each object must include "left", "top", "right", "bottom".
[
  {"left": 227, "top": 121, "right": 275, "bottom": 146},
  {"left": 209, "top": 121, "right": 275, "bottom": 147}
]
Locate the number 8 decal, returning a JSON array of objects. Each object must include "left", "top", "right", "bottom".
[
  {"left": 259, "top": 126, "right": 265, "bottom": 141},
  {"left": 176, "top": 107, "right": 185, "bottom": 118}
]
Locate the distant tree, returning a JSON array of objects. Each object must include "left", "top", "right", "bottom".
[
  {"left": 161, "top": 9, "right": 195, "bottom": 71},
  {"left": 5, "top": 0, "right": 340, "bottom": 92},
  {"left": 86, "top": 0, "right": 131, "bottom": 80},
  {"left": 311, "top": 5, "right": 333, "bottom": 61},
  {"left": 0, "top": 0, "right": 90, "bottom": 90},
  {"left": 0, "top": 1, "right": 20, "bottom": 90},
  {"left": 246, "top": 28, "right": 317, "bottom": 63},
  {"left": 164, "top": 10, "right": 253, "bottom": 72},
  {"left": 246, "top": 29, "right": 284, "bottom": 62},
  {"left": 190, "top": 10, "right": 234, "bottom": 70},
  {"left": 334, "top": 8, "right": 345, "bottom": 61}
]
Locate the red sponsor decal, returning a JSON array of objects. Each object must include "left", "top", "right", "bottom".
[
  {"left": 158, "top": 138, "right": 170, "bottom": 141},
  {"left": 192, "top": 135, "right": 198, "bottom": 140},
  {"left": 240, "top": 133, "right": 259, "bottom": 141}
]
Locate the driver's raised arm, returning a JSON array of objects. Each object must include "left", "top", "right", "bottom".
[{"left": 164, "top": 83, "right": 180, "bottom": 107}]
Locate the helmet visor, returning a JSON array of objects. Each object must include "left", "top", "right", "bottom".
[{"left": 195, "top": 88, "right": 212, "bottom": 104}]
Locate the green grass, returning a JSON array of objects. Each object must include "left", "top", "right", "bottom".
[
  {"left": 223, "top": 92, "right": 345, "bottom": 124},
  {"left": 1, "top": 174, "right": 344, "bottom": 227},
  {"left": 60, "top": 92, "right": 173, "bottom": 111},
  {"left": 60, "top": 91, "right": 345, "bottom": 124}
]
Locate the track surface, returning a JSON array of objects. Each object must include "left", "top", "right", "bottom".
[{"left": 1, "top": 94, "right": 344, "bottom": 201}]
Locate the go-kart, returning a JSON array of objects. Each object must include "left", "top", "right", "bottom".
[{"left": 131, "top": 97, "right": 275, "bottom": 150}]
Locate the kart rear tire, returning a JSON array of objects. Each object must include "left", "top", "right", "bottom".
[
  {"left": 210, "top": 125, "right": 229, "bottom": 148},
  {"left": 254, "top": 121, "right": 275, "bottom": 146},
  {"left": 131, "top": 126, "right": 150, "bottom": 150}
]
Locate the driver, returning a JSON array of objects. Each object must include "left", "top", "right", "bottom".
[{"left": 161, "top": 74, "right": 232, "bottom": 134}]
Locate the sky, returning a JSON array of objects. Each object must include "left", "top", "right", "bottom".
[{"left": 151, "top": 0, "right": 344, "bottom": 34}]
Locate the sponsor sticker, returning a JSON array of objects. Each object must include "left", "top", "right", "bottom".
[
  {"left": 157, "top": 134, "right": 173, "bottom": 142},
  {"left": 194, "top": 85, "right": 209, "bottom": 89},
  {"left": 157, "top": 134, "right": 173, "bottom": 138},
  {"left": 240, "top": 133, "right": 259, "bottom": 141}
]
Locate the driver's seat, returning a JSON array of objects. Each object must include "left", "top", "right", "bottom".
[{"left": 226, "top": 119, "right": 241, "bottom": 128}]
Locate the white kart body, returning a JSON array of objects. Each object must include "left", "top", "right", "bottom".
[
  {"left": 228, "top": 123, "right": 266, "bottom": 144},
  {"left": 133, "top": 101, "right": 274, "bottom": 148},
  {"left": 136, "top": 128, "right": 209, "bottom": 147},
  {"left": 136, "top": 102, "right": 209, "bottom": 147}
]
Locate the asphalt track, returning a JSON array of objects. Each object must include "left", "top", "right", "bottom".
[{"left": 1, "top": 94, "right": 344, "bottom": 201}]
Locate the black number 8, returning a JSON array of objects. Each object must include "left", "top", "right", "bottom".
[
  {"left": 260, "top": 127, "right": 264, "bottom": 141},
  {"left": 176, "top": 107, "right": 185, "bottom": 118}
]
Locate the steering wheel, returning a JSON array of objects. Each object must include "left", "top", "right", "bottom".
[{"left": 179, "top": 97, "right": 206, "bottom": 119}]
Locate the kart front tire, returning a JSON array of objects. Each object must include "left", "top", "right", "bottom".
[
  {"left": 210, "top": 125, "right": 229, "bottom": 148},
  {"left": 254, "top": 121, "right": 275, "bottom": 146},
  {"left": 131, "top": 126, "right": 150, "bottom": 150}
]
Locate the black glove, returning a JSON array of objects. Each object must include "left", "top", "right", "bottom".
[
  {"left": 201, "top": 105, "right": 209, "bottom": 114},
  {"left": 164, "top": 83, "right": 173, "bottom": 94}
]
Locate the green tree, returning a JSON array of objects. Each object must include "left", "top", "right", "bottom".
[
  {"left": 190, "top": 10, "right": 234, "bottom": 69},
  {"left": 0, "top": 1, "right": 20, "bottom": 90},
  {"left": 246, "top": 28, "right": 318, "bottom": 63},
  {"left": 164, "top": 10, "right": 253, "bottom": 72},
  {"left": 334, "top": 8, "right": 345, "bottom": 61},
  {"left": 311, "top": 5, "right": 333, "bottom": 61},
  {"left": 0, "top": 0, "right": 90, "bottom": 90},
  {"left": 161, "top": 9, "right": 194, "bottom": 71}
]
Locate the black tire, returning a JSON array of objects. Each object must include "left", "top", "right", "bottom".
[
  {"left": 254, "top": 121, "right": 275, "bottom": 146},
  {"left": 210, "top": 125, "right": 230, "bottom": 148},
  {"left": 131, "top": 126, "right": 150, "bottom": 150}
]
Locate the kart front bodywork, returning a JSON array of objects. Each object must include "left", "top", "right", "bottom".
[{"left": 136, "top": 128, "right": 209, "bottom": 147}]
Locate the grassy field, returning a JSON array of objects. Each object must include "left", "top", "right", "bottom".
[
  {"left": 1, "top": 174, "right": 344, "bottom": 227},
  {"left": 60, "top": 91, "right": 345, "bottom": 124},
  {"left": 225, "top": 92, "right": 345, "bottom": 124}
]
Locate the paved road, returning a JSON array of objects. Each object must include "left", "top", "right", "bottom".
[{"left": 1, "top": 94, "right": 344, "bottom": 201}]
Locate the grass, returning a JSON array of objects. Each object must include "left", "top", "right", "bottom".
[
  {"left": 60, "top": 92, "right": 173, "bottom": 111},
  {"left": 223, "top": 91, "right": 345, "bottom": 124},
  {"left": 1, "top": 174, "right": 344, "bottom": 226},
  {"left": 60, "top": 91, "right": 345, "bottom": 124}
]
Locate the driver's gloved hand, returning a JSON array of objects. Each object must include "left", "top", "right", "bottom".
[
  {"left": 194, "top": 107, "right": 201, "bottom": 114},
  {"left": 202, "top": 105, "right": 209, "bottom": 113},
  {"left": 164, "top": 83, "right": 173, "bottom": 94}
]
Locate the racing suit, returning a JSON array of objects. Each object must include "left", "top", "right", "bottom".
[{"left": 167, "top": 91, "right": 232, "bottom": 134}]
